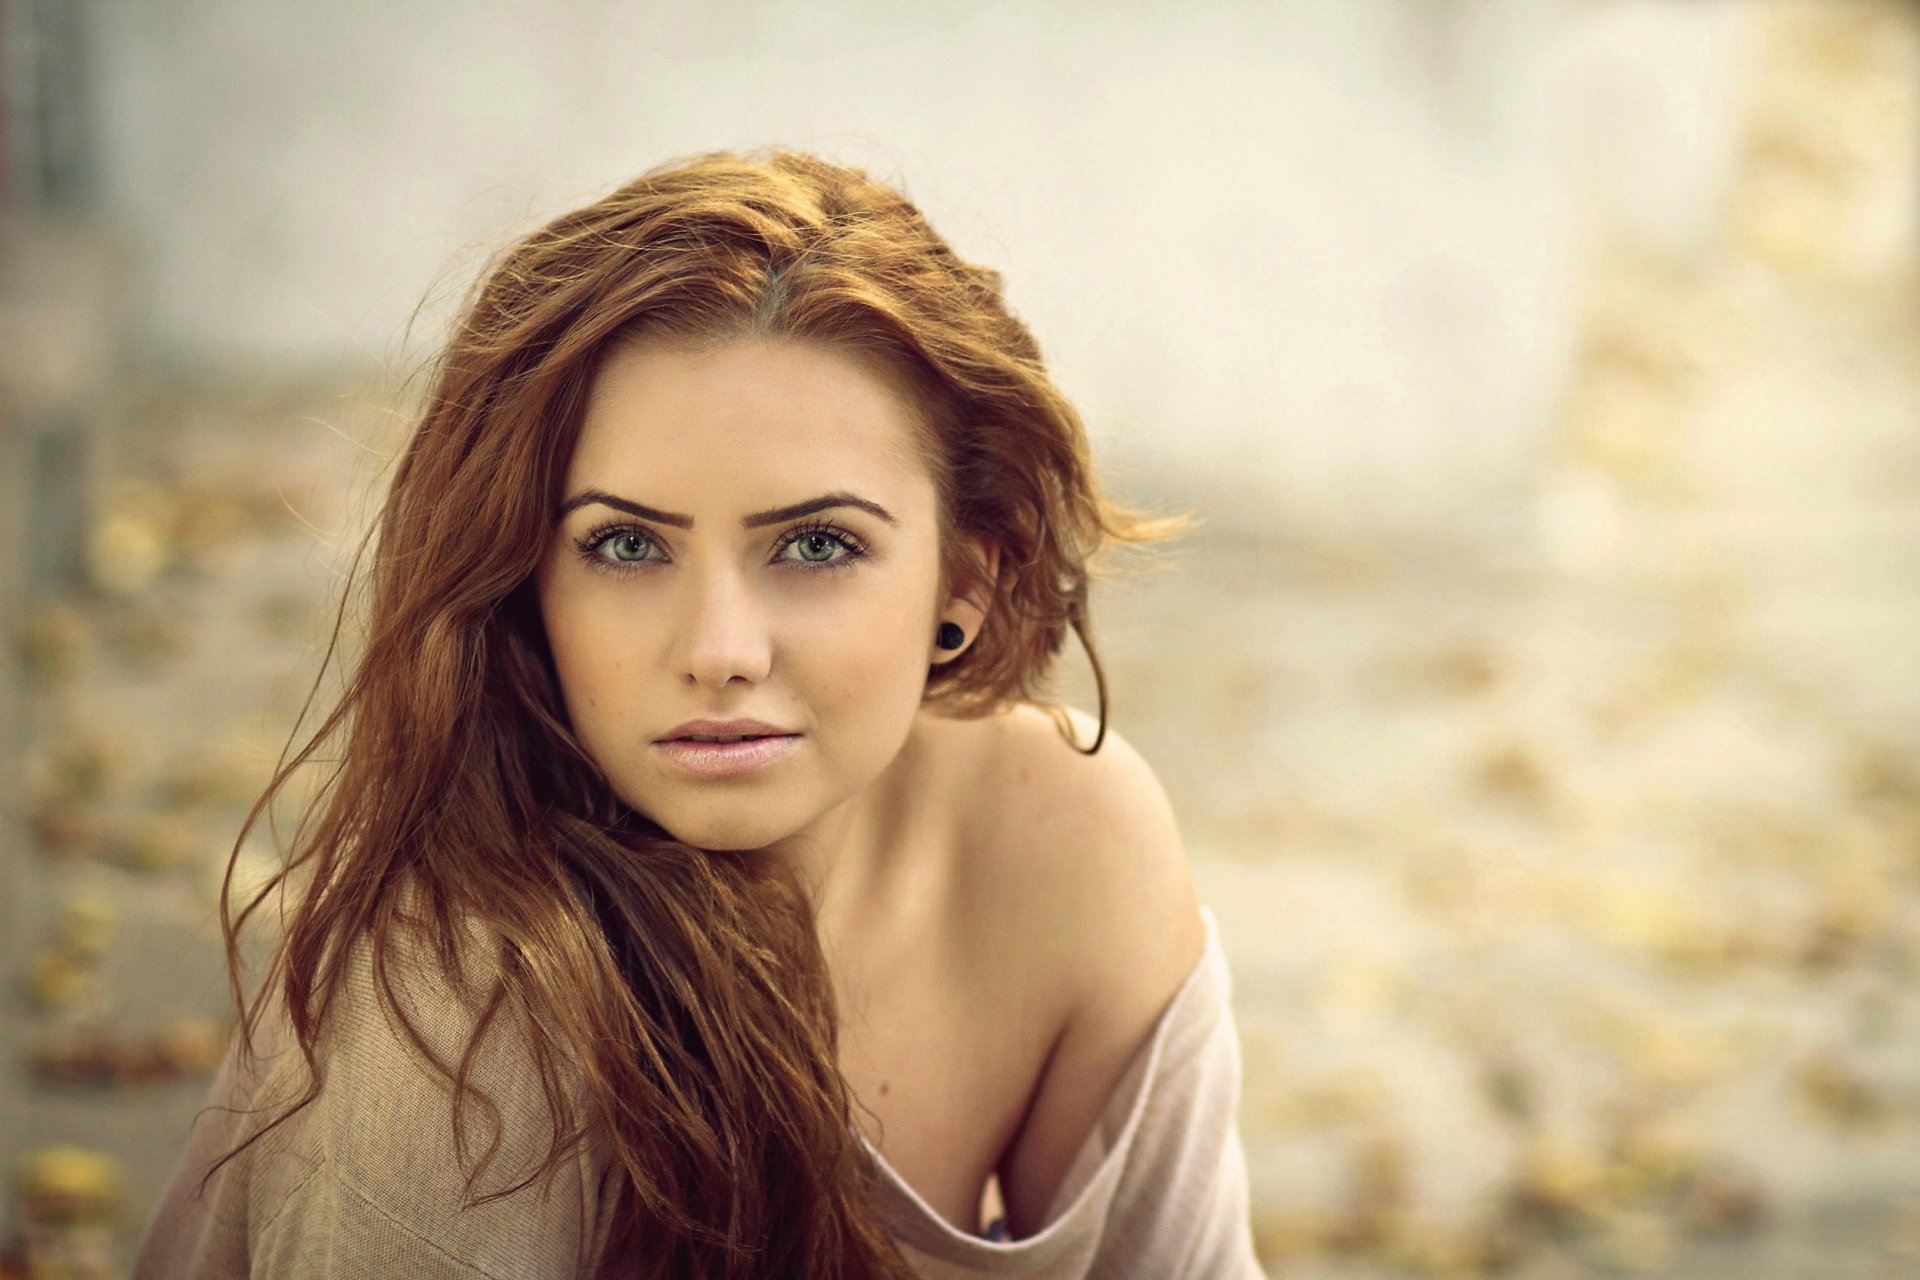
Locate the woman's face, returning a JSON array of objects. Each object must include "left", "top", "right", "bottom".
[{"left": 533, "top": 335, "right": 983, "bottom": 855}]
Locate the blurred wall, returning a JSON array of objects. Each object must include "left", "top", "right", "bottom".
[{"left": 81, "top": 0, "right": 1620, "bottom": 551}]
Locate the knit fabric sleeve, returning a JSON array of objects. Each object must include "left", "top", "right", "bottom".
[{"left": 132, "top": 918, "right": 619, "bottom": 1279}]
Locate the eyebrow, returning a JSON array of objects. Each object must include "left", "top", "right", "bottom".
[{"left": 555, "top": 488, "right": 899, "bottom": 530}]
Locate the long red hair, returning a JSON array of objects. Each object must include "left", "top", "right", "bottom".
[{"left": 212, "top": 147, "right": 1192, "bottom": 1277}]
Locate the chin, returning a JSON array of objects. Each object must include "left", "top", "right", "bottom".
[
  {"left": 650, "top": 807, "right": 793, "bottom": 855},
  {"left": 682, "top": 829, "right": 777, "bottom": 855}
]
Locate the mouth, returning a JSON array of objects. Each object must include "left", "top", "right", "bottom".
[
  {"left": 656, "top": 717, "right": 797, "bottom": 743},
  {"left": 653, "top": 733, "right": 802, "bottom": 779}
]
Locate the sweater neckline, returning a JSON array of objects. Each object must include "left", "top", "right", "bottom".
[{"left": 858, "top": 906, "right": 1225, "bottom": 1262}]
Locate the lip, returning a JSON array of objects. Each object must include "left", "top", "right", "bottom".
[
  {"left": 656, "top": 717, "right": 795, "bottom": 742},
  {"left": 653, "top": 733, "right": 801, "bottom": 779}
]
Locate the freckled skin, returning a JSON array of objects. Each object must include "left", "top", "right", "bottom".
[{"left": 532, "top": 336, "right": 990, "bottom": 891}]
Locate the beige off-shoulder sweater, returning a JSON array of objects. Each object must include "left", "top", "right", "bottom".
[{"left": 133, "top": 906, "right": 1264, "bottom": 1279}]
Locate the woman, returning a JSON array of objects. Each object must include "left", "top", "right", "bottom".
[{"left": 134, "top": 148, "right": 1263, "bottom": 1279}]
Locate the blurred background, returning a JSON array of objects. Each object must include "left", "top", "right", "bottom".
[{"left": 3, "top": 1, "right": 1918, "bottom": 1276}]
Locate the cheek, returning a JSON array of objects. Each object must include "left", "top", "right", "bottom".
[
  {"left": 555, "top": 632, "right": 643, "bottom": 718},
  {"left": 537, "top": 578, "right": 623, "bottom": 721},
  {"left": 798, "top": 593, "right": 932, "bottom": 713},
  {"left": 551, "top": 638, "right": 620, "bottom": 715}
]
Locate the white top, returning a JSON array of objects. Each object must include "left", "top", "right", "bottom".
[
  {"left": 132, "top": 905, "right": 1264, "bottom": 1278},
  {"left": 862, "top": 906, "right": 1265, "bottom": 1278}
]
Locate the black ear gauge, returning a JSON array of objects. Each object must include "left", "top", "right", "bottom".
[{"left": 936, "top": 621, "right": 965, "bottom": 651}]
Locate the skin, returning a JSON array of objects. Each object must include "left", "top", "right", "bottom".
[
  {"left": 532, "top": 334, "right": 994, "bottom": 924},
  {"left": 533, "top": 332, "right": 1208, "bottom": 1238}
]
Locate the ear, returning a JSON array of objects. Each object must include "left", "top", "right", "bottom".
[{"left": 930, "top": 538, "right": 1000, "bottom": 666}]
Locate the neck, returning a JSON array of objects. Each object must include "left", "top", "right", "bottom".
[{"left": 783, "top": 713, "right": 931, "bottom": 961}]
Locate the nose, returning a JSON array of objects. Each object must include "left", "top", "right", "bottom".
[{"left": 670, "top": 560, "right": 773, "bottom": 690}]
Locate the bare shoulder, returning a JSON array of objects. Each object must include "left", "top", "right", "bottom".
[
  {"left": 962, "top": 701, "right": 1206, "bottom": 982},
  {"left": 954, "top": 701, "right": 1209, "bottom": 1234}
]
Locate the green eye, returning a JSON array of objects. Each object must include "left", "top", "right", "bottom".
[
  {"left": 792, "top": 533, "right": 836, "bottom": 563},
  {"left": 777, "top": 523, "right": 866, "bottom": 571},
  {"left": 573, "top": 520, "right": 867, "bottom": 576},
  {"left": 605, "top": 531, "right": 653, "bottom": 563}
]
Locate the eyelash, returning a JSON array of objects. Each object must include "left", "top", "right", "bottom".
[{"left": 572, "top": 519, "right": 870, "bottom": 577}]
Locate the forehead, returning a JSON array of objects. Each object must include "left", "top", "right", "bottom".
[{"left": 567, "top": 336, "right": 934, "bottom": 496}]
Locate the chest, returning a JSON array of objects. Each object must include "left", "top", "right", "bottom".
[{"left": 830, "top": 919, "right": 1057, "bottom": 1236}]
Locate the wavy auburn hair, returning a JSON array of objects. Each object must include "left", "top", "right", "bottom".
[{"left": 214, "top": 147, "right": 1193, "bottom": 1277}]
